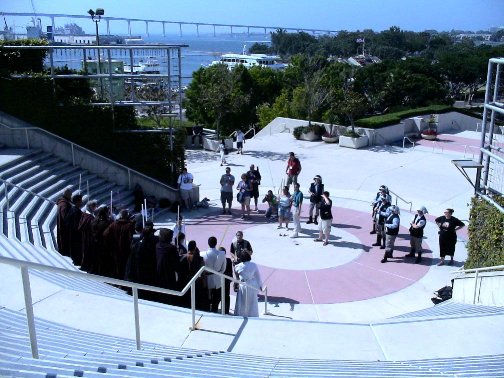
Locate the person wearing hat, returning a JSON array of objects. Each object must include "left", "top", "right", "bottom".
[
  {"left": 406, "top": 206, "right": 428, "bottom": 263},
  {"left": 307, "top": 175, "right": 324, "bottom": 225},
  {"left": 372, "top": 195, "right": 391, "bottom": 249},
  {"left": 381, "top": 205, "right": 400, "bottom": 263},
  {"left": 370, "top": 185, "right": 392, "bottom": 234}
]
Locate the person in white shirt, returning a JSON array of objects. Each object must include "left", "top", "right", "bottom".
[
  {"left": 218, "top": 139, "right": 227, "bottom": 166},
  {"left": 201, "top": 236, "right": 226, "bottom": 312},
  {"left": 234, "top": 249, "right": 262, "bottom": 317},
  {"left": 177, "top": 167, "right": 194, "bottom": 210},
  {"left": 236, "top": 129, "right": 245, "bottom": 154}
]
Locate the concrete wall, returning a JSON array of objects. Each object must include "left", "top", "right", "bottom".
[
  {"left": 0, "top": 111, "right": 194, "bottom": 204},
  {"left": 258, "top": 112, "right": 486, "bottom": 147}
]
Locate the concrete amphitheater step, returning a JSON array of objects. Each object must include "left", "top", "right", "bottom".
[
  {"left": 0, "top": 150, "right": 50, "bottom": 176},
  {"left": 0, "top": 234, "right": 74, "bottom": 270},
  {"left": 1, "top": 156, "right": 63, "bottom": 185}
]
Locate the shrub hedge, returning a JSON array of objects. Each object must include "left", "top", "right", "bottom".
[
  {"left": 465, "top": 196, "right": 504, "bottom": 269},
  {"left": 354, "top": 105, "right": 482, "bottom": 129}
]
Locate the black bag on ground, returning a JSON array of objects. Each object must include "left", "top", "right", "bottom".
[{"left": 431, "top": 285, "right": 452, "bottom": 305}]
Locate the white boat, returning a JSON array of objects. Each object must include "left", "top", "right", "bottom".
[
  {"left": 210, "top": 53, "right": 286, "bottom": 70},
  {"left": 124, "top": 57, "right": 161, "bottom": 74}
]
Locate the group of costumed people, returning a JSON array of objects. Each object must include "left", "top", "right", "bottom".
[
  {"left": 56, "top": 186, "right": 262, "bottom": 316},
  {"left": 370, "top": 185, "right": 465, "bottom": 265}
]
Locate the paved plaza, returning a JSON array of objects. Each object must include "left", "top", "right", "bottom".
[{"left": 154, "top": 129, "right": 477, "bottom": 322}]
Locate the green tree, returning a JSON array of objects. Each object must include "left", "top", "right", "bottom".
[
  {"left": 184, "top": 64, "right": 254, "bottom": 138},
  {"left": 337, "top": 91, "right": 368, "bottom": 134}
]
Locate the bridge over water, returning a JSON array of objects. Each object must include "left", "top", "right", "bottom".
[{"left": 2, "top": 12, "right": 339, "bottom": 37}]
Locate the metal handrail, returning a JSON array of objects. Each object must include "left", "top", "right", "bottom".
[
  {"left": 0, "top": 177, "right": 56, "bottom": 211},
  {"left": 0, "top": 120, "right": 177, "bottom": 192},
  {"left": 388, "top": 189, "right": 413, "bottom": 212},
  {"left": 244, "top": 127, "right": 256, "bottom": 138},
  {"left": 228, "top": 127, "right": 255, "bottom": 139},
  {"left": 451, "top": 264, "right": 504, "bottom": 304},
  {"left": 0, "top": 254, "right": 268, "bottom": 359},
  {"left": 402, "top": 136, "right": 416, "bottom": 149}
]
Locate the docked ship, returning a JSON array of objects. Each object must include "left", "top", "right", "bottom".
[
  {"left": 210, "top": 53, "right": 287, "bottom": 70},
  {"left": 123, "top": 57, "right": 161, "bottom": 74}
]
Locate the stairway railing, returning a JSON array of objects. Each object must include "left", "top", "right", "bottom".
[{"left": 0, "top": 255, "right": 268, "bottom": 359}]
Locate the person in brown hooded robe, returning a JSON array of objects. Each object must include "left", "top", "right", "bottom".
[
  {"left": 91, "top": 206, "right": 113, "bottom": 276},
  {"left": 103, "top": 209, "right": 135, "bottom": 279},
  {"left": 56, "top": 187, "right": 72, "bottom": 257},
  {"left": 79, "top": 200, "right": 98, "bottom": 273}
]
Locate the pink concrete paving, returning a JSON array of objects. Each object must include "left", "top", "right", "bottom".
[
  {"left": 415, "top": 133, "right": 481, "bottom": 154},
  {"left": 182, "top": 204, "right": 432, "bottom": 305}
]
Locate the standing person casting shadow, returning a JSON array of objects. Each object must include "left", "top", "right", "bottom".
[
  {"left": 234, "top": 249, "right": 262, "bottom": 318},
  {"left": 236, "top": 173, "right": 252, "bottom": 219},
  {"left": 314, "top": 191, "right": 333, "bottom": 246},
  {"left": 435, "top": 208, "right": 465, "bottom": 266}
]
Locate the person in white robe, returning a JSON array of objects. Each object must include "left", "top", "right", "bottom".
[{"left": 234, "top": 250, "right": 262, "bottom": 317}]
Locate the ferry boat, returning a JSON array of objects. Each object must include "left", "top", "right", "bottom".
[
  {"left": 124, "top": 57, "right": 161, "bottom": 74},
  {"left": 210, "top": 53, "right": 286, "bottom": 70}
]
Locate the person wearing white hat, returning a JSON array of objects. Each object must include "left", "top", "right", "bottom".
[
  {"left": 381, "top": 205, "right": 400, "bottom": 263},
  {"left": 406, "top": 206, "right": 428, "bottom": 263}
]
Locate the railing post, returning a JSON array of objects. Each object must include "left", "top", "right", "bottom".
[
  {"left": 221, "top": 276, "right": 226, "bottom": 315},
  {"left": 473, "top": 270, "right": 479, "bottom": 304},
  {"left": 21, "top": 266, "right": 39, "bottom": 359},
  {"left": 128, "top": 169, "right": 131, "bottom": 191},
  {"left": 71, "top": 143, "right": 75, "bottom": 166},
  {"left": 264, "top": 287, "right": 268, "bottom": 315},
  {"left": 190, "top": 281, "right": 196, "bottom": 330},
  {"left": 4, "top": 181, "right": 9, "bottom": 211},
  {"left": 132, "top": 287, "right": 141, "bottom": 350},
  {"left": 25, "top": 129, "right": 30, "bottom": 149}
]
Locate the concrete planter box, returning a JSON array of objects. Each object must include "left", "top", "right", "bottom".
[
  {"left": 322, "top": 135, "right": 339, "bottom": 143},
  {"left": 339, "top": 135, "right": 369, "bottom": 149}
]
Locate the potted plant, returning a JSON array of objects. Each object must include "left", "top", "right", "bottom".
[
  {"left": 336, "top": 91, "right": 369, "bottom": 149},
  {"left": 321, "top": 124, "right": 339, "bottom": 143},
  {"left": 293, "top": 124, "right": 325, "bottom": 141},
  {"left": 421, "top": 114, "right": 438, "bottom": 140}
]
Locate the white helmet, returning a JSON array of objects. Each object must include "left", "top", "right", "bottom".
[
  {"left": 390, "top": 205, "right": 400, "bottom": 214},
  {"left": 417, "top": 206, "right": 428, "bottom": 214}
]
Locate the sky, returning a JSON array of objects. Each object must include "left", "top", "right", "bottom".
[{"left": 1, "top": 0, "right": 503, "bottom": 35}]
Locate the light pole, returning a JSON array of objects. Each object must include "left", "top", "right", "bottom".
[{"left": 88, "top": 8, "right": 105, "bottom": 97}]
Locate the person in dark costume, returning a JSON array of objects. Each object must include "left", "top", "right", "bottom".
[
  {"left": 79, "top": 200, "right": 98, "bottom": 272},
  {"left": 66, "top": 194, "right": 84, "bottom": 266},
  {"left": 177, "top": 240, "right": 208, "bottom": 310},
  {"left": 435, "top": 208, "right": 465, "bottom": 266},
  {"left": 103, "top": 209, "right": 135, "bottom": 279},
  {"left": 125, "top": 221, "right": 158, "bottom": 300},
  {"left": 156, "top": 228, "right": 180, "bottom": 304},
  {"left": 91, "top": 206, "right": 113, "bottom": 277},
  {"left": 56, "top": 187, "right": 73, "bottom": 257}
]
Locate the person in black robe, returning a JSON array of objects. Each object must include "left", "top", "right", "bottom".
[
  {"left": 156, "top": 228, "right": 180, "bottom": 305},
  {"left": 125, "top": 221, "right": 158, "bottom": 300},
  {"left": 66, "top": 194, "right": 83, "bottom": 266},
  {"left": 56, "top": 187, "right": 72, "bottom": 257},
  {"left": 79, "top": 200, "right": 97, "bottom": 272},
  {"left": 103, "top": 209, "right": 135, "bottom": 279},
  {"left": 177, "top": 240, "right": 208, "bottom": 310},
  {"left": 91, "top": 206, "right": 113, "bottom": 277},
  {"left": 435, "top": 208, "right": 465, "bottom": 266}
]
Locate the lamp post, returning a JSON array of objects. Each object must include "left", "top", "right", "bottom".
[{"left": 88, "top": 8, "right": 105, "bottom": 97}]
